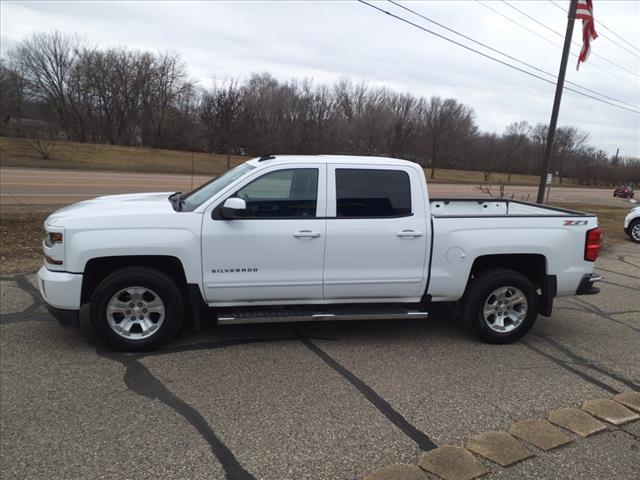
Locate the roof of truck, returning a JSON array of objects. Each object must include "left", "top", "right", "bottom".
[{"left": 246, "top": 154, "right": 417, "bottom": 167}]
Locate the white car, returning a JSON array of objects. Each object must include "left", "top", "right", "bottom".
[
  {"left": 38, "top": 155, "right": 603, "bottom": 350},
  {"left": 625, "top": 207, "right": 640, "bottom": 243}
]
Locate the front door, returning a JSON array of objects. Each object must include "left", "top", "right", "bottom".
[{"left": 201, "top": 165, "right": 326, "bottom": 304}]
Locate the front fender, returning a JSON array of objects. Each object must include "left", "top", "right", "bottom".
[{"left": 65, "top": 228, "right": 202, "bottom": 284}]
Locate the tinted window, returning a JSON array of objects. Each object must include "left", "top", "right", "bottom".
[
  {"left": 235, "top": 169, "right": 318, "bottom": 218},
  {"left": 336, "top": 169, "right": 411, "bottom": 218}
]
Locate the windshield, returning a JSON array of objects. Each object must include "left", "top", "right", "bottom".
[{"left": 182, "top": 162, "right": 255, "bottom": 210}]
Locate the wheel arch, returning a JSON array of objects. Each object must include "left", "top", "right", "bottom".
[
  {"left": 81, "top": 255, "right": 207, "bottom": 329},
  {"left": 81, "top": 255, "right": 189, "bottom": 304},
  {"left": 466, "top": 253, "right": 554, "bottom": 317},
  {"left": 468, "top": 253, "right": 547, "bottom": 286},
  {"left": 628, "top": 217, "right": 640, "bottom": 241}
]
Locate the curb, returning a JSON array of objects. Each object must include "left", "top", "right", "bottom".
[{"left": 363, "top": 391, "right": 640, "bottom": 480}]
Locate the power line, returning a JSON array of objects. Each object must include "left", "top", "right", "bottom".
[
  {"left": 477, "top": 1, "right": 565, "bottom": 48},
  {"left": 475, "top": 0, "right": 639, "bottom": 90},
  {"left": 549, "top": 0, "right": 640, "bottom": 54},
  {"left": 357, "top": 0, "right": 640, "bottom": 114},
  {"left": 502, "top": 0, "right": 639, "bottom": 77},
  {"left": 387, "top": 0, "right": 638, "bottom": 111},
  {"left": 595, "top": 21, "right": 640, "bottom": 55}
]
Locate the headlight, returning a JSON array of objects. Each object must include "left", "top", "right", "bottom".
[
  {"left": 43, "top": 225, "right": 65, "bottom": 269},
  {"left": 44, "top": 231, "right": 63, "bottom": 247}
]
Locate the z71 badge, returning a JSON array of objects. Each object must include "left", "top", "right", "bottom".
[{"left": 564, "top": 220, "right": 588, "bottom": 226}]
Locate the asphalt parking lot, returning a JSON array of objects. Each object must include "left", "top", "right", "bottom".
[{"left": 1, "top": 242, "right": 639, "bottom": 480}]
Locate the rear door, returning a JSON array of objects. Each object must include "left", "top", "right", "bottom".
[{"left": 323, "top": 165, "right": 429, "bottom": 301}]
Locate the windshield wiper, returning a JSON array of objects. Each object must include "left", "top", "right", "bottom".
[{"left": 168, "top": 192, "right": 185, "bottom": 211}]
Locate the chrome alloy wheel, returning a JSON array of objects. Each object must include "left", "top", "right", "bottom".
[
  {"left": 632, "top": 223, "right": 640, "bottom": 242},
  {"left": 106, "top": 286, "right": 165, "bottom": 340},
  {"left": 482, "top": 286, "right": 528, "bottom": 333}
]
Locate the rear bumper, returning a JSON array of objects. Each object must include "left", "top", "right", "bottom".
[{"left": 575, "top": 273, "right": 602, "bottom": 295}]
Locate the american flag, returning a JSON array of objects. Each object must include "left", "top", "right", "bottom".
[{"left": 576, "top": 0, "right": 598, "bottom": 70}]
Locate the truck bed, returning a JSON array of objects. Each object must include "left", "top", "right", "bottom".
[
  {"left": 429, "top": 199, "right": 589, "bottom": 217},
  {"left": 427, "top": 198, "right": 598, "bottom": 302}
]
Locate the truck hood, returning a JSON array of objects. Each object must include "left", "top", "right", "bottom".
[{"left": 46, "top": 192, "right": 175, "bottom": 226}]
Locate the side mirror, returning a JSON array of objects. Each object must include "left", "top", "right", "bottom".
[{"left": 220, "top": 197, "right": 247, "bottom": 219}]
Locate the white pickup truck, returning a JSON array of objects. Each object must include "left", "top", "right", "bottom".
[{"left": 39, "top": 155, "right": 603, "bottom": 351}]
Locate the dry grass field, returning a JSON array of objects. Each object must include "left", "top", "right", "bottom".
[
  {"left": 0, "top": 137, "right": 247, "bottom": 175},
  {"left": 1, "top": 136, "right": 595, "bottom": 187},
  {"left": 0, "top": 206, "right": 51, "bottom": 274}
]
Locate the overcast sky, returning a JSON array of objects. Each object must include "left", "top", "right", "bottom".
[{"left": 1, "top": 0, "right": 639, "bottom": 156}]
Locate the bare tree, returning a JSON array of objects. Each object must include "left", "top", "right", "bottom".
[
  {"left": 0, "top": 59, "right": 27, "bottom": 123},
  {"left": 201, "top": 78, "right": 243, "bottom": 153},
  {"left": 475, "top": 133, "right": 502, "bottom": 181},
  {"left": 503, "top": 121, "right": 529, "bottom": 182},
  {"left": 422, "top": 96, "right": 477, "bottom": 177},
  {"left": 143, "top": 52, "right": 188, "bottom": 148},
  {"left": 553, "top": 126, "right": 590, "bottom": 184},
  {"left": 11, "top": 31, "right": 85, "bottom": 139}
]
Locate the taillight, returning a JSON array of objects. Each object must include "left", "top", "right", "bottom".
[{"left": 585, "top": 227, "right": 602, "bottom": 262}]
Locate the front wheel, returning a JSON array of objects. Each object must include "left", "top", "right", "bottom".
[
  {"left": 462, "top": 268, "right": 538, "bottom": 344},
  {"left": 89, "top": 267, "right": 184, "bottom": 351}
]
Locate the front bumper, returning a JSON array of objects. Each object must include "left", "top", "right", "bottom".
[
  {"left": 37, "top": 266, "right": 83, "bottom": 309},
  {"left": 37, "top": 267, "right": 83, "bottom": 327},
  {"left": 575, "top": 273, "right": 602, "bottom": 295}
]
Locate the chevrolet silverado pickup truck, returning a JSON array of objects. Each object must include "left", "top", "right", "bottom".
[{"left": 39, "top": 155, "right": 603, "bottom": 351}]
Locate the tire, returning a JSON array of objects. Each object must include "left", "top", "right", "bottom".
[
  {"left": 462, "top": 268, "right": 538, "bottom": 344},
  {"left": 89, "top": 267, "right": 184, "bottom": 351},
  {"left": 629, "top": 219, "right": 640, "bottom": 244}
]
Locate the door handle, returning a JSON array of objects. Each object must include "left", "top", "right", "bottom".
[
  {"left": 294, "top": 230, "right": 321, "bottom": 238},
  {"left": 396, "top": 230, "right": 423, "bottom": 238}
]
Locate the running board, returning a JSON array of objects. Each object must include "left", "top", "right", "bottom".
[{"left": 216, "top": 305, "right": 429, "bottom": 325}]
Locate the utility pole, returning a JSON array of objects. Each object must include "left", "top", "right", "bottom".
[{"left": 536, "top": 0, "right": 578, "bottom": 204}]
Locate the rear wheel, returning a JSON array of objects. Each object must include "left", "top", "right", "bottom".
[
  {"left": 629, "top": 219, "right": 640, "bottom": 243},
  {"left": 89, "top": 267, "right": 184, "bottom": 351},
  {"left": 463, "top": 268, "right": 538, "bottom": 344}
]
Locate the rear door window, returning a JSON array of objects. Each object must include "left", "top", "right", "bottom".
[{"left": 335, "top": 169, "right": 411, "bottom": 218}]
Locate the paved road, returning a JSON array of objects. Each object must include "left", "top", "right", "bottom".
[
  {"left": 1, "top": 242, "right": 639, "bottom": 479},
  {"left": 1, "top": 167, "right": 635, "bottom": 207}
]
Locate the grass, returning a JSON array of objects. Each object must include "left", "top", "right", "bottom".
[
  {"left": 551, "top": 202, "right": 630, "bottom": 249},
  {"left": 1, "top": 202, "right": 630, "bottom": 275},
  {"left": 424, "top": 168, "right": 589, "bottom": 187},
  {"left": 0, "top": 206, "right": 51, "bottom": 275},
  {"left": 0, "top": 136, "right": 247, "bottom": 175},
  {"left": 1, "top": 136, "right": 600, "bottom": 187}
]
